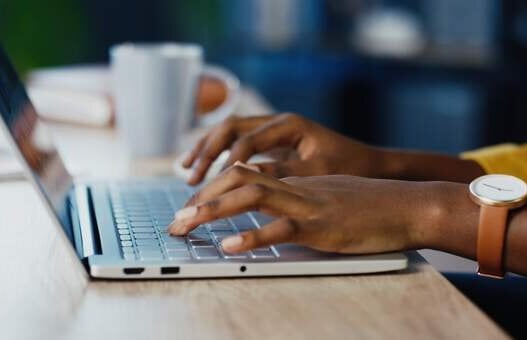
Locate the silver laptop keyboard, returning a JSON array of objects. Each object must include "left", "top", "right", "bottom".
[{"left": 109, "top": 185, "right": 279, "bottom": 261}]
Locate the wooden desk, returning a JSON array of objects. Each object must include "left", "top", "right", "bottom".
[{"left": 0, "top": 124, "right": 507, "bottom": 339}]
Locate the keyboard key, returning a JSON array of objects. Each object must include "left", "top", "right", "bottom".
[
  {"left": 187, "top": 232, "right": 211, "bottom": 240},
  {"left": 121, "top": 240, "right": 133, "bottom": 247},
  {"left": 251, "top": 249, "right": 275, "bottom": 258},
  {"left": 230, "top": 214, "right": 256, "bottom": 231},
  {"left": 251, "top": 212, "right": 275, "bottom": 227},
  {"left": 134, "top": 233, "right": 157, "bottom": 239},
  {"left": 139, "top": 251, "right": 163, "bottom": 260},
  {"left": 155, "top": 222, "right": 173, "bottom": 229},
  {"left": 115, "top": 218, "right": 127, "bottom": 224},
  {"left": 118, "top": 229, "right": 130, "bottom": 235},
  {"left": 123, "top": 253, "right": 136, "bottom": 260},
  {"left": 122, "top": 246, "right": 135, "bottom": 253},
  {"left": 129, "top": 216, "right": 151, "bottom": 222},
  {"left": 154, "top": 218, "right": 174, "bottom": 225},
  {"left": 164, "top": 243, "right": 188, "bottom": 251},
  {"left": 137, "top": 245, "right": 160, "bottom": 252},
  {"left": 152, "top": 210, "right": 172, "bottom": 217},
  {"left": 166, "top": 250, "right": 190, "bottom": 259},
  {"left": 190, "top": 239, "right": 215, "bottom": 247},
  {"left": 132, "top": 227, "right": 155, "bottom": 233},
  {"left": 193, "top": 247, "right": 220, "bottom": 259},
  {"left": 153, "top": 218, "right": 174, "bottom": 224},
  {"left": 161, "top": 234, "right": 186, "bottom": 244},
  {"left": 127, "top": 209, "right": 149, "bottom": 215},
  {"left": 125, "top": 202, "right": 146, "bottom": 207},
  {"left": 208, "top": 220, "right": 232, "bottom": 231},
  {"left": 194, "top": 225, "right": 208, "bottom": 233},
  {"left": 169, "top": 194, "right": 188, "bottom": 209},
  {"left": 236, "top": 225, "right": 257, "bottom": 231},
  {"left": 212, "top": 231, "right": 235, "bottom": 238},
  {"left": 136, "top": 239, "right": 159, "bottom": 246},
  {"left": 130, "top": 221, "right": 154, "bottom": 227},
  {"left": 223, "top": 253, "right": 249, "bottom": 259},
  {"left": 120, "top": 234, "right": 131, "bottom": 241},
  {"left": 128, "top": 211, "right": 150, "bottom": 216},
  {"left": 116, "top": 223, "right": 128, "bottom": 229}
]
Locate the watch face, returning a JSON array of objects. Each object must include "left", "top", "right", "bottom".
[{"left": 470, "top": 174, "right": 527, "bottom": 206}]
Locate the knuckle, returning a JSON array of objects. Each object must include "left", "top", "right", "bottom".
[{"left": 226, "top": 164, "right": 248, "bottom": 181}]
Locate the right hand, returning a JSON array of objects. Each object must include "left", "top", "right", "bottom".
[
  {"left": 182, "top": 113, "right": 387, "bottom": 185},
  {"left": 169, "top": 164, "right": 435, "bottom": 254}
]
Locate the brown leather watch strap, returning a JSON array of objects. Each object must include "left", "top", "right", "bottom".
[{"left": 477, "top": 205, "right": 509, "bottom": 278}]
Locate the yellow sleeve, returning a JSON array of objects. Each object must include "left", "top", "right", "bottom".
[{"left": 461, "top": 143, "right": 527, "bottom": 182}]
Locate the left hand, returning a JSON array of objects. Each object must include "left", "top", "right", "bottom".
[{"left": 168, "top": 163, "right": 437, "bottom": 254}]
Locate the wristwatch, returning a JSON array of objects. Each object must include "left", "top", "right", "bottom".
[{"left": 469, "top": 174, "right": 527, "bottom": 278}]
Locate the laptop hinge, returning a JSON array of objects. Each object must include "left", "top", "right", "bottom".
[{"left": 74, "top": 185, "right": 102, "bottom": 257}]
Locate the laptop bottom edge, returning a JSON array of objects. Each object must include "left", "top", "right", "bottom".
[{"left": 89, "top": 254, "right": 408, "bottom": 279}]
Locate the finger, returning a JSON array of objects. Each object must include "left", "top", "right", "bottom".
[
  {"left": 184, "top": 163, "right": 300, "bottom": 208},
  {"left": 254, "top": 159, "right": 325, "bottom": 178},
  {"left": 168, "top": 183, "right": 310, "bottom": 235},
  {"left": 188, "top": 116, "right": 273, "bottom": 185},
  {"left": 222, "top": 115, "right": 304, "bottom": 170},
  {"left": 187, "top": 129, "right": 236, "bottom": 185},
  {"left": 221, "top": 218, "right": 299, "bottom": 253},
  {"left": 234, "top": 160, "right": 260, "bottom": 173},
  {"left": 182, "top": 135, "right": 207, "bottom": 168}
]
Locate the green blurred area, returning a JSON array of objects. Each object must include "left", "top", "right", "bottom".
[{"left": 0, "top": 0, "right": 91, "bottom": 75}]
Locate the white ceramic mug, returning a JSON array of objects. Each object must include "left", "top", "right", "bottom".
[{"left": 110, "top": 43, "right": 239, "bottom": 157}]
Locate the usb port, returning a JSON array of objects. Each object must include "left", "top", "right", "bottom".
[
  {"left": 123, "top": 267, "right": 144, "bottom": 275},
  {"left": 161, "top": 267, "right": 180, "bottom": 274}
]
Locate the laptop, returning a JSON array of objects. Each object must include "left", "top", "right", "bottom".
[{"left": 0, "top": 46, "right": 407, "bottom": 279}]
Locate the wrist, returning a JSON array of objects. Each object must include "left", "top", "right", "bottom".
[
  {"left": 375, "top": 149, "right": 485, "bottom": 183},
  {"left": 406, "top": 181, "right": 479, "bottom": 258},
  {"left": 375, "top": 148, "right": 408, "bottom": 180}
]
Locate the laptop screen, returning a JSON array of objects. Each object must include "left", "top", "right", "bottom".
[{"left": 0, "top": 47, "right": 74, "bottom": 241}]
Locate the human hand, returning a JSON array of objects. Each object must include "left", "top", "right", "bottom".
[
  {"left": 168, "top": 164, "right": 439, "bottom": 254},
  {"left": 182, "top": 113, "right": 387, "bottom": 185}
]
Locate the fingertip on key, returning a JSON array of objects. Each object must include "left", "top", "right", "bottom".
[{"left": 221, "top": 235, "right": 244, "bottom": 252}]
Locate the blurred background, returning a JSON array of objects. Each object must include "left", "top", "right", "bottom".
[{"left": 1, "top": 0, "right": 526, "bottom": 154}]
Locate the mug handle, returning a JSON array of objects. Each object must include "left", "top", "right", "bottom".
[{"left": 198, "top": 65, "right": 240, "bottom": 127}]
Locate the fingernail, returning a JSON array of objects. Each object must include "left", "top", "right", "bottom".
[
  {"left": 167, "top": 221, "right": 178, "bottom": 234},
  {"left": 234, "top": 161, "right": 260, "bottom": 173},
  {"left": 174, "top": 206, "right": 197, "bottom": 221},
  {"left": 221, "top": 235, "right": 244, "bottom": 251},
  {"left": 188, "top": 173, "right": 198, "bottom": 184},
  {"left": 167, "top": 219, "right": 190, "bottom": 235}
]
